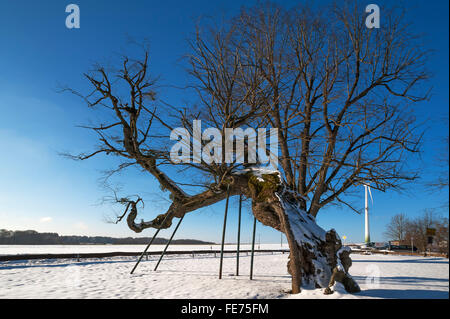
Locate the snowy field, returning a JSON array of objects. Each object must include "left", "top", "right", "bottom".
[
  {"left": 0, "top": 249, "right": 448, "bottom": 299},
  {"left": 0, "top": 244, "right": 283, "bottom": 255}
]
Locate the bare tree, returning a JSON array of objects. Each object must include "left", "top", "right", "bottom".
[
  {"left": 66, "top": 2, "right": 429, "bottom": 294},
  {"left": 434, "top": 217, "right": 449, "bottom": 255},
  {"left": 405, "top": 209, "right": 435, "bottom": 253},
  {"left": 404, "top": 211, "right": 448, "bottom": 254},
  {"left": 427, "top": 119, "right": 449, "bottom": 192},
  {"left": 384, "top": 213, "right": 409, "bottom": 242}
]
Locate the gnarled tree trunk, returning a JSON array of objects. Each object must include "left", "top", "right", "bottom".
[{"left": 247, "top": 169, "right": 360, "bottom": 294}]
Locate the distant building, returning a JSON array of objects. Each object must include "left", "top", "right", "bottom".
[{"left": 389, "top": 240, "right": 409, "bottom": 246}]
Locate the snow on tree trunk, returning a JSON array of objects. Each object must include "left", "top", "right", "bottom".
[{"left": 245, "top": 168, "right": 360, "bottom": 294}]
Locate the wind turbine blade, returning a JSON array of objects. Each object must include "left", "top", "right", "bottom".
[{"left": 368, "top": 186, "right": 373, "bottom": 204}]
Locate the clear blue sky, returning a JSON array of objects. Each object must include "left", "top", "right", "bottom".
[{"left": 0, "top": 0, "right": 448, "bottom": 244}]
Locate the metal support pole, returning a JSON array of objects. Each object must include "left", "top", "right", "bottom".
[
  {"left": 281, "top": 233, "right": 283, "bottom": 248},
  {"left": 154, "top": 215, "right": 185, "bottom": 271},
  {"left": 218, "top": 185, "right": 231, "bottom": 279},
  {"left": 250, "top": 216, "right": 257, "bottom": 280},
  {"left": 236, "top": 195, "right": 242, "bottom": 276},
  {"left": 130, "top": 212, "right": 172, "bottom": 274}
]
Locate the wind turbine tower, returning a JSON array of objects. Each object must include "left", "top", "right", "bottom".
[{"left": 364, "top": 184, "right": 373, "bottom": 244}]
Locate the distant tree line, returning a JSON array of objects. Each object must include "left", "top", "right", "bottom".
[
  {"left": 0, "top": 229, "right": 215, "bottom": 245},
  {"left": 384, "top": 211, "right": 449, "bottom": 254}
]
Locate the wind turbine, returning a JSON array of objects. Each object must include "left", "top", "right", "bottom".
[{"left": 364, "top": 184, "right": 373, "bottom": 245}]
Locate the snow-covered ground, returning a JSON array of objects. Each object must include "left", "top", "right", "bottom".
[{"left": 0, "top": 250, "right": 448, "bottom": 299}]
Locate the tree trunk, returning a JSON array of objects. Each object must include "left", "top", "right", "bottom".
[{"left": 246, "top": 169, "right": 360, "bottom": 294}]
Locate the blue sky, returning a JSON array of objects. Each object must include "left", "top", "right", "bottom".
[{"left": 0, "top": 0, "right": 448, "bottom": 244}]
